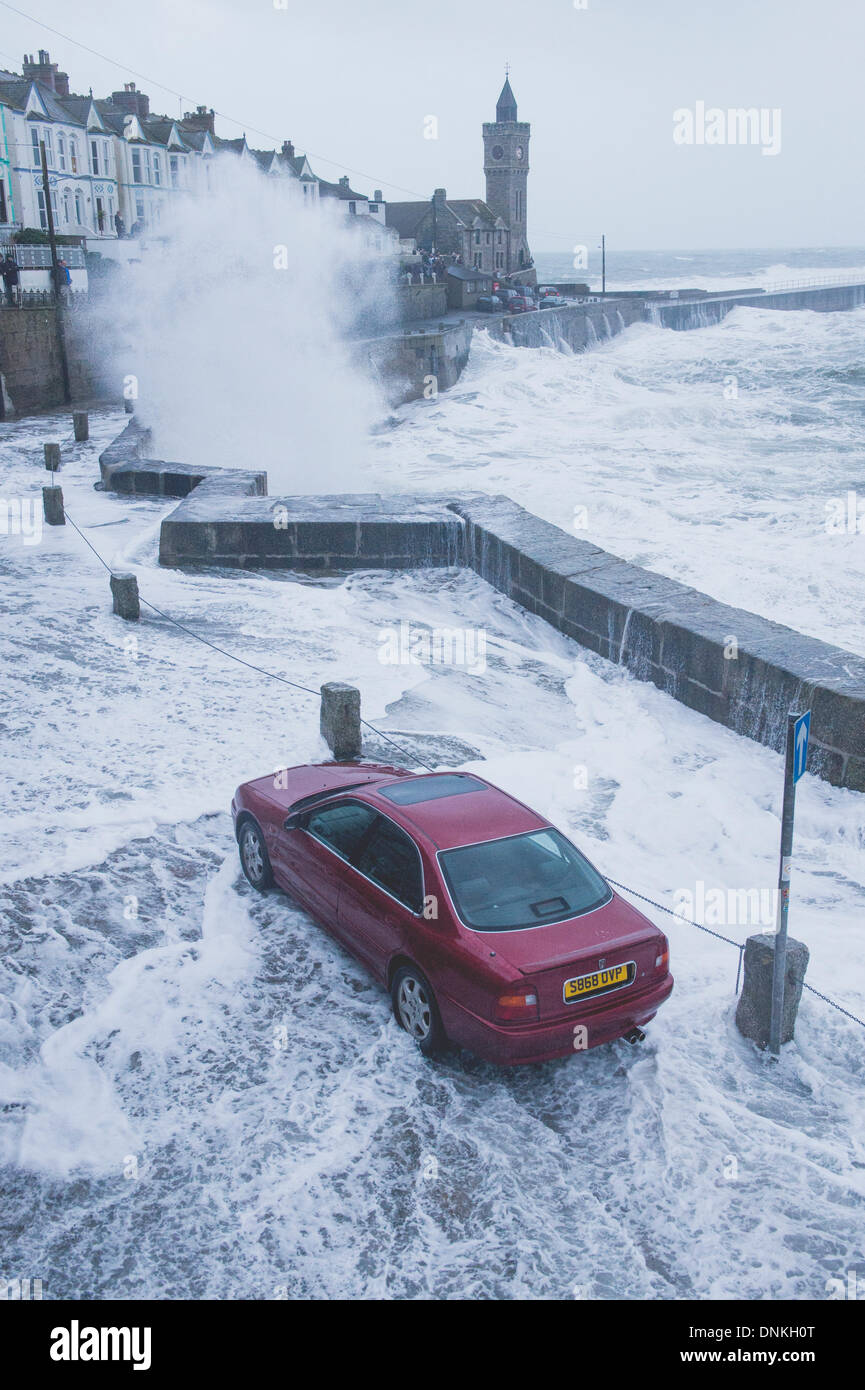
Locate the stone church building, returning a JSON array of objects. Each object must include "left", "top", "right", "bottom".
[{"left": 385, "top": 76, "right": 533, "bottom": 282}]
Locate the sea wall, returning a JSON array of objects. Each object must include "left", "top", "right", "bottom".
[
  {"left": 396, "top": 282, "right": 448, "bottom": 322},
  {"left": 651, "top": 281, "right": 865, "bottom": 330},
  {"left": 0, "top": 304, "right": 95, "bottom": 414},
  {"left": 362, "top": 320, "right": 473, "bottom": 405},
  {"left": 99, "top": 421, "right": 865, "bottom": 791},
  {"left": 450, "top": 495, "right": 865, "bottom": 793},
  {"left": 492, "top": 297, "right": 646, "bottom": 350}
]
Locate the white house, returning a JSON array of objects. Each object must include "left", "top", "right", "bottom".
[
  {"left": 0, "top": 53, "right": 396, "bottom": 271},
  {"left": 0, "top": 52, "right": 119, "bottom": 244}
]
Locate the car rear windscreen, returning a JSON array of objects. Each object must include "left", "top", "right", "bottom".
[
  {"left": 439, "top": 829, "right": 611, "bottom": 931},
  {"left": 377, "top": 774, "right": 488, "bottom": 805}
]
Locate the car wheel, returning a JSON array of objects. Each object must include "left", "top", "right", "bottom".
[
  {"left": 391, "top": 965, "right": 445, "bottom": 1056},
  {"left": 238, "top": 819, "right": 274, "bottom": 891}
]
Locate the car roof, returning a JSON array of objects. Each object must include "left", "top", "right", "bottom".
[{"left": 357, "top": 772, "right": 549, "bottom": 851}]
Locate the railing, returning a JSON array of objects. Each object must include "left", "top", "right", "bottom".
[
  {"left": 0, "top": 288, "right": 88, "bottom": 308},
  {"left": 665, "top": 274, "right": 865, "bottom": 307},
  {"left": 762, "top": 273, "right": 865, "bottom": 294},
  {"left": 0, "top": 243, "right": 87, "bottom": 269}
]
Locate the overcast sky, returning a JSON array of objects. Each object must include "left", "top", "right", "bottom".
[{"left": 2, "top": 0, "right": 863, "bottom": 250}]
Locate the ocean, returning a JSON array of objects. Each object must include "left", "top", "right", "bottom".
[
  {"left": 533, "top": 245, "right": 865, "bottom": 294},
  {"left": 368, "top": 248, "right": 865, "bottom": 656}
]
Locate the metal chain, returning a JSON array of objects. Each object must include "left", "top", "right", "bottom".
[{"left": 607, "top": 877, "right": 865, "bottom": 1030}]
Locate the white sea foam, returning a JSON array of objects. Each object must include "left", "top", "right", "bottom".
[
  {"left": 370, "top": 305, "right": 865, "bottom": 654},
  {"left": 1, "top": 407, "right": 864, "bottom": 1297},
  {"left": 96, "top": 156, "right": 390, "bottom": 494}
]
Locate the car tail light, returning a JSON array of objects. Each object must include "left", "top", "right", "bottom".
[
  {"left": 655, "top": 937, "right": 669, "bottom": 972},
  {"left": 494, "top": 986, "right": 540, "bottom": 1024}
]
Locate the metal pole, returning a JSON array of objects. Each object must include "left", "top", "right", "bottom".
[
  {"left": 40, "top": 139, "right": 71, "bottom": 404},
  {"left": 768, "top": 711, "right": 799, "bottom": 1055},
  {"left": 601, "top": 234, "right": 606, "bottom": 296}
]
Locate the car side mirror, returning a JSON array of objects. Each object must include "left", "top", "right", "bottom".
[{"left": 283, "top": 811, "right": 303, "bottom": 831}]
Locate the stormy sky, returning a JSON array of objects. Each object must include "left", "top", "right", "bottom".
[{"left": 1, "top": 0, "right": 862, "bottom": 250}]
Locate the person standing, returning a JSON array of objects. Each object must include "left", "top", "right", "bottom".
[
  {"left": 53, "top": 258, "right": 72, "bottom": 303},
  {"left": 0, "top": 252, "right": 20, "bottom": 306}
]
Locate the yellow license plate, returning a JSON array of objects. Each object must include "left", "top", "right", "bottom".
[{"left": 563, "top": 961, "right": 633, "bottom": 1003}]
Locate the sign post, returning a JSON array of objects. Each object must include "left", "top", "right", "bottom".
[{"left": 768, "top": 709, "right": 810, "bottom": 1055}]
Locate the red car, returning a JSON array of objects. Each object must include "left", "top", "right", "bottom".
[{"left": 232, "top": 765, "right": 673, "bottom": 1064}]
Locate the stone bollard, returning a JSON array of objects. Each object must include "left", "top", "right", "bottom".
[
  {"left": 320, "top": 682, "right": 362, "bottom": 761},
  {"left": 43, "top": 441, "right": 61, "bottom": 472},
  {"left": 735, "top": 932, "right": 809, "bottom": 1049},
  {"left": 42, "top": 485, "right": 65, "bottom": 526},
  {"left": 110, "top": 571, "right": 140, "bottom": 621},
  {"left": 72, "top": 410, "right": 89, "bottom": 441}
]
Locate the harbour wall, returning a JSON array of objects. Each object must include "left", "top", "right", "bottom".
[
  {"left": 650, "top": 281, "right": 865, "bottom": 330},
  {"left": 99, "top": 422, "right": 865, "bottom": 793}
]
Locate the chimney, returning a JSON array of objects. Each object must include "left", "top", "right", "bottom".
[
  {"left": 111, "top": 81, "right": 150, "bottom": 119},
  {"left": 182, "top": 105, "right": 216, "bottom": 135},
  {"left": 433, "top": 187, "right": 447, "bottom": 205},
  {"left": 22, "top": 49, "right": 65, "bottom": 94},
  {"left": 281, "top": 140, "right": 295, "bottom": 160},
  {"left": 374, "top": 189, "right": 383, "bottom": 203},
  {"left": 338, "top": 175, "right": 350, "bottom": 190}
]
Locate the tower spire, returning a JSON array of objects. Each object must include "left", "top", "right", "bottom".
[{"left": 496, "top": 71, "right": 517, "bottom": 123}]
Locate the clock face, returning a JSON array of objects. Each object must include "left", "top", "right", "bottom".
[
  {"left": 515, "top": 145, "right": 524, "bottom": 160},
  {"left": 491, "top": 144, "right": 504, "bottom": 160}
]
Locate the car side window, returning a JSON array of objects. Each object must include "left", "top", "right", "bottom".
[
  {"left": 352, "top": 817, "right": 423, "bottom": 913},
  {"left": 305, "top": 800, "right": 377, "bottom": 861}
]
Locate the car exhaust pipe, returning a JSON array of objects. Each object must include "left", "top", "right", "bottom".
[{"left": 624, "top": 1027, "right": 645, "bottom": 1046}]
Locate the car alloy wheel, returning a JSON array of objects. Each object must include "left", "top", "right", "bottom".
[
  {"left": 397, "top": 975, "right": 432, "bottom": 1040},
  {"left": 239, "top": 820, "right": 274, "bottom": 890},
  {"left": 391, "top": 965, "right": 445, "bottom": 1055}
]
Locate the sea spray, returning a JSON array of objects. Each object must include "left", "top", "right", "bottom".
[{"left": 96, "top": 156, "right": 394, "bottom": 492}]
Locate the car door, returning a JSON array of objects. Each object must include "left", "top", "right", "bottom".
[
  {"left": 275, "top": 798, "right": 378, "bottom": 929},
  {"left": 337, "top": 814, "right": 425, "bottom": 980}
]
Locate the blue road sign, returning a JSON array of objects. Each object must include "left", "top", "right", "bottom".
[{"left": 793, "top": 711, "right": 811, "bottom": 783}]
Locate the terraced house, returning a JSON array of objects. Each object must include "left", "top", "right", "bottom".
[
  {"left": 0, "top": 50, "right": 389, "bottom": 262},
  {"left": 0, "top": 52, "right": 120, "bottom": 244}
]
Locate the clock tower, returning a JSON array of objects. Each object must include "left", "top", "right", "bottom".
[{"left": 483, "top": 73, "right": 532, "bottom": 277}]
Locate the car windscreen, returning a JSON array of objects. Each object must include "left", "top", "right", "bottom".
[{"left": 439, "top": 829, "right": 611, "bottom": 931}]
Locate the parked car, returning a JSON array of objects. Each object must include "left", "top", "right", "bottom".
[
  {"left": 232, "top": 764, "right": 673, "bottom": 1064},
  {"left": 538, "top": 294, "right": 568, "bottom": 308},
  {"left": 537, "top": 286, "right": 559, "bottom": 297},
  {"left": 475, "top": 295, "right": 503, "bottom": 313},
  {"left": 507, "top": 296, "right": 537, "bottom": 313},
  {"left": 495, "top": 287, "right": 520, "bottom": 305}
]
